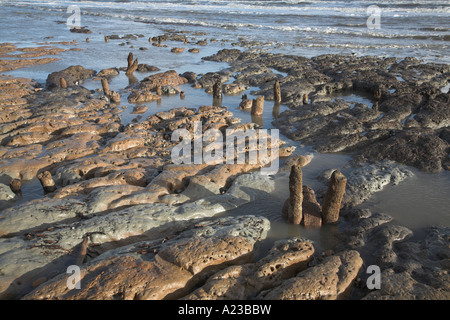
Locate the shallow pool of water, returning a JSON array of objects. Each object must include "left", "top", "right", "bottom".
[
  {"left": 220, "top": 157, "right": 349, "bottom": 257},
  {"left": 14, "top": 178, "right": 44, "bottom": 206},
  {"left": 329, "top": 90, "right": 375, "bottom": 108},
  {"left": 360, "top": 169, "right": 450, "bottom": 239}
]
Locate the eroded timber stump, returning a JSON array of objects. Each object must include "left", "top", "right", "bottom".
[
  {"left": 212, "top": 80, "right": 222, "bottom": 100},
  {"left": 322, "top": 170, "right": 347, "bottom": 224},
  {"left": 274, "top": 80, "right": 281, "bottom": 103},
  {"left": 60, "top": 77, "right": 67, "bottom": 89},
  {"left": 126, "top": 52, "right": 138, "bottom": 76},
  {"left": 9, "top": 178, "right": 22, "bottom": 194},
  {"left": 101, "top": 78, "right": 110, "bottom": 96},
  {"left": 302, "top": 186, "right": 322, "bottom": 228},
  {"left": 251, "top": 96, "right": 264, "bottom": 116}
]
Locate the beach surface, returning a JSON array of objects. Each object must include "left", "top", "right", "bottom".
[{"left": 0, "top": 0, "right": 449, "bottom": 300}]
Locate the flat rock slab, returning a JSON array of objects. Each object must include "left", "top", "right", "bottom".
[
  {"left": 334, "top": 207, "right": 450, "bottom": 300},
  {"left": 318, "top": 160, "right": 414, "bottom": 208},
  {"left": 0, "top": 173, "right": 274, "bottom": 299},
  {"left": 258, "top": 250, "right": 363, "bottom": 300},
  {"left": 46, "top": 65, "right": 96, "bottom": 89},
  {"left": 184, "top": 238, "right": 315, "bottom": 300},
  {"left": 22, "top": 215, "right": 270, "bottom": 300}
]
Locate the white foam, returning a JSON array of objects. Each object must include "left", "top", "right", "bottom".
[{"left": 1, "top": 0, "right": 448, "bottom": 65}]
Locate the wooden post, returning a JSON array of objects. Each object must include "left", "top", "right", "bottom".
[
  {"left": 212, "top": 80, "right": 222, "bottom": 99},
  {"left": 9, "top": 179, "right": 22, "bottom": 194},
  {"left": 239, "top": 99, "right": 252, "bottom": 110},
  {"left": 281, "top": 165, "right": 303, "bottom": 224},
  {"left": 37, "top": 171, "right": 56, "bottom": 194},
  {"left": 60, "top": 78, "right": 67, "bottom": 89},
  {"left": 273, "top": 102, "right": 280, "bottom": 119},
  {"left": 127, "top": 52, "right": 133, "bottom": 70},
  {"left": 126, "top": 52, "right": 138, "bottom": 76},
  {"left": 156, "top": 84, "right": 162, "bottom": 96},
  {"left": 274, "top": 80, "right": 281, "bottom": 103},
  {"left": 251, "top": 96, "right": 264, "bottom": 116},
  {"left": 101, "top": 78, "right": 110, "bottom": 96},
  {"left": 302, "top": 186, "right": 322, "bottom": 228},
  {"left": 322, "top": 170, "right": 347, "bottom": 224},
  {"left": 101, "top": 78, "right": 120, "bottom": 103},
  {"left": 109, "top": 91, "right": 121, "bottom": 104},
  {"left": 374, "top": 88, "right": 382, "bottom": 101},
  {"left": 303, "top": 93, "right": 309, "bottom": 104}
]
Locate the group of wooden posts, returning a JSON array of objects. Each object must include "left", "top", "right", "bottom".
[
  {"left": 9, "top": 171, "right": 56, "bottom": 196},
  {"left": 213, "top": 77, "right": 347, "bottom": 227},
  {"left": 213, "top": 78, "right": 308, "bottom": 115},
  {"left": 282, "top": 165, "right": 347, "bottom": 228}
]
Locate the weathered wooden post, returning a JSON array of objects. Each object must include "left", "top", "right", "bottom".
[
  {"left": 274, "top": 80, "right": 281, "bottom": 103},
  {"left": 37, "top": 171, "right": 56, "bottom": 193},
  {"left": 322, "top": 170, "right": 347, "bottom": 224},
  {"left": 302, "top": 186, "right": 322, "bottom": 228},
  {"left": 303, "top": 93, "right": 309, "bottom": 104},
  {"left": 212, "top": 80, "right": 222, "bottom": 100},
  {"left": 101, "top": 78, "right": 110, "bottom": 96},
  {"left": 156, "top": 84, "right": 162, "bottom": 96},
  {"left": 374, "top": 87, "right": 382, "bottom": 101},
  {"left": 273, "top": 102, "right": 280, "bottom": 119},
  {"left": 60, "top": 77, "right": 67, "bottom": 89},
  {"left": 9, "top": 178, "right": 22, "bottom": 194},
  {"left": 251, "top": 96, "right": 264, "bottom": 116},
  {"left": 109, "top": 91, "right": 121, "bottom": 104},
  {"left": 281, "top": 164, "right": 303, "bottom": 224},
  {"left": 126, "top": 52, "right": 138, "bottom": 76}
]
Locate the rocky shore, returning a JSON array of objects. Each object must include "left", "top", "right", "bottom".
[
  {"left": 202, "top": 49, "right": 449, "bottom": 172},
  {"left": 0, "top": 40, "right": 448, "bottom": 300}
]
